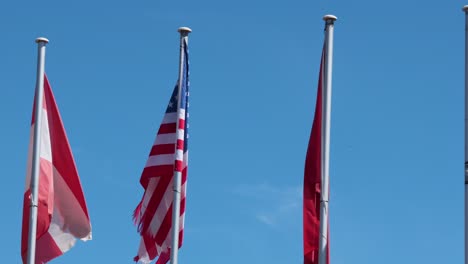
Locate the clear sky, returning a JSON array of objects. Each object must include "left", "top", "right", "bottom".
[{"left": 0, "top": 0, "right": 463, "bottom": 263}]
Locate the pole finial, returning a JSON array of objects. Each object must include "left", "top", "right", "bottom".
[
  {"left": 35, "top": 37, "right": 49, "bottom": 44},
  {"left": 178, "top": 27, "right": 192, "bottom": 36},
  {"left": 463, "top": 5, "right": 468, "bottom": 12},
  {"left": 323, "top": 14, "right": 337, "bottom": 24}
]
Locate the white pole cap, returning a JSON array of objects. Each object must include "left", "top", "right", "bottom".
[
  {"left": 178, "top": 27, "right": 192, "bottom": 34},
  {"left": 463, "top": 5, "right": 468, "bottom": 12},
  {"left": 35, "top": 37, "right": 49, "bottom": 44},
  {"left": 323, "top": 15, "right": 338, "bottom": 22}
]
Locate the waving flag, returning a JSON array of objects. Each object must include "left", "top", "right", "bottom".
[
  {"left": 133, "top": 39, "right": 190, "bottom": 264},
  {"left": 303, "top": 52, "right": 329, "bottom": 264},
  {"left": 21, "top": 75, "right": 92, "bottom": 263}
]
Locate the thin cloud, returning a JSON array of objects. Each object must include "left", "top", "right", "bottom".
[
  {"left": 233, "top": 183, "right": 302, "bottom": 229},
  {"left": 256, "top": 213, "right": 277, "bottom": 227}
]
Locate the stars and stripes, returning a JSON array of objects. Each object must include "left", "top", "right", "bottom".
[{"left": 133, "top": 39, "right": 190, "bottom": 264}]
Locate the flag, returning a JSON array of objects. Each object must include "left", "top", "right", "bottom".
[
  {"left": 21, "top": 75, "right": 92, "bottom": 263},
  {"left": 303, "top": 50, "right": 330, "bottom": 264},
  {"left": 133, "top": 39, "right": 190, "bottom": 264}
]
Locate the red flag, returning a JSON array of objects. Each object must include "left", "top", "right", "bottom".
[
  {"left": 303, "top": 52, "right": 329, "bottom": 264},
  {"left": 21, "top": 75, "right": 92, "bottom": 263}
]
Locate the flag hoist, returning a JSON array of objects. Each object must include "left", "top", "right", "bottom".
[
  {"left": 170, "top": 27, "right": 191, "bottom": 264},
  {"left": 25, "top": 37, "right": 49, "bottom": 264},
  {"left": 319, "top": 15, "right": 337, "bottom": 264},
  {"left": 303, "top": 15, "right": 337, "bottom": 264}
]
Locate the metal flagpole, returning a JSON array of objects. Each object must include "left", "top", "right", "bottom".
[
  {"left": 318, "top": 15, "right": 336, "bottom": 264},
  {"left": 26, "top": 37, "right": 49, "bottom": 264},
  {"left": 170, "top": 26, "right": 191, "bottom": 264},
  {"left": 463, "top": 6, "right": 468, "bottom": 264}
]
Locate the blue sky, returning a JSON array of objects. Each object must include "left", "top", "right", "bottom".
[{"left": 0, "top": 0, "right": 463, "bottom": 263}]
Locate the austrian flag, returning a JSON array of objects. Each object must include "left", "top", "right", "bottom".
[{"left": 21, "top": 75, "right": 92, "bottom": 263}]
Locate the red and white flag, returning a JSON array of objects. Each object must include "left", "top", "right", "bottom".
[
  {"left": 21, "top": 75, "right": 92, "bottom": 263},
  {"left": 303, "top": 52, "right": 330, "bottom": 264},
  {"left": 133, "top": 40, "right": 190, "bottom": 264}
]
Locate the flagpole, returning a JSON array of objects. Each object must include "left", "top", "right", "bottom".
[
  {"left": 170, "top": 26, "right": 191, "bottom": 264},
  {"left": 463, "top": 6, "right": 468, "bottom": 264},
  {"left": 26, "top": 37, "right": 49, "bottom": 264},
  {"left": 319, "top": 15, "right": 336, "bottom": 264}
]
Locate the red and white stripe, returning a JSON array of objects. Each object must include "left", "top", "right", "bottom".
[
  {"left": 133, "top": 109, "right": 188, "bottom": 264},
  {"left": 21, "top": 75, "right": 92, "bottom": 264}
]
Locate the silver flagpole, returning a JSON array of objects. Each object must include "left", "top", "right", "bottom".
[
  {"left": 318, "top": 15, "right": 336, "bottom": 264},
  {"left": 464, "top": 6, "right": 468, "bottom": 264},
  {"left": 170, "top": 26, "right": 191, "bottom": 264},
  {"left": 26, "top": 37, "right": 49, "bottom": 264}
]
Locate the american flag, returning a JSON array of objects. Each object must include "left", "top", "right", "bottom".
[{"left": 133, "top": 39, "right": 189, "bottom": 264}]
